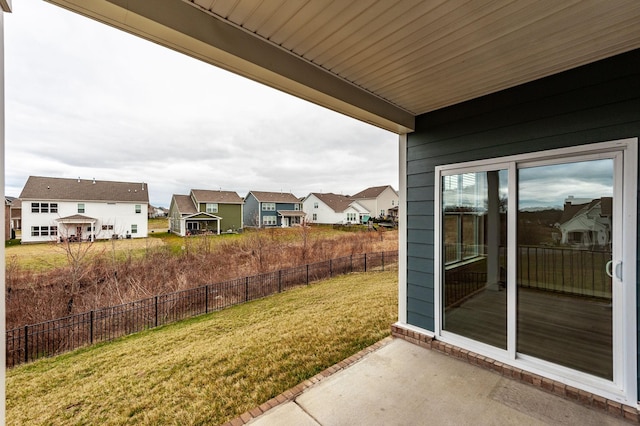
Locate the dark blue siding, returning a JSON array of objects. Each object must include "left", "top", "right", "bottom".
[{"left": 405, "top": 46, "right": 640, "bottom": 372}]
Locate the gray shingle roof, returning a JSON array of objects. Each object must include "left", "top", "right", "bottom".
[
  {"left": 351, "top": 185, "right": 396, "bottom": 199},
  {"left": 172, "top": 194, "right": 198, "bottom": 215},
  {"left": 19, "top": 176, "right": 149, "bottom": 203},
  {"left": 312, "top": 193, "right": 355, "bottom": 213},
  {"left": 191, "top": 189, "right": 243, "bottom": 204},
  {"left": 248, "top": 191, "right": 300, "bottom": 203}
]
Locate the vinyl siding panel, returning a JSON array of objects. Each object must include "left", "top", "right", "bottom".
[
  {"left": 217, "top": 204, "right": 242, "bottom": 231},
  {"left": 405, "top": 49, "right": 640, "bottom": 339}
]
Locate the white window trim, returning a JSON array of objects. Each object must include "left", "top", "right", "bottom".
[{"left": 433, "top": 138, "right": 637, "bottom": 405}]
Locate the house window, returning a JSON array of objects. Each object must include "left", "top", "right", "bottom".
[
  {"left": 346, "top": 213, "right": 356, "bottom": 222},
  {"left": 31, "top": 226, "right": 57, "bottom": 237},
  {"left": 294, "top": 204, "right": 300, "bottom": 211},
  {"left": 78, "top": 203, "right": 85, "bottom": 213},
  {"left": 50, "top": 203, "right": 58, "bottom": 213},
  {"left": 131, "top": 224, "right": 138, "bottom": 234},
  {"left": 392, "top": 200, "right": 395, "bottom": 206},
  {"left": 31, "top": 203, "right": 39, "bottom": 213},
  {"left": 314, "top": 202, "right": 318, "bottom": 209},
  {"left": 263, "top": 216, "right": 277, "bottom": 226},
  {"left": 40, "top": 203, "right": 49, "bottom": 213},
  {"left": 135, "top": 204, "right": 141, "bottom": 214},
  {"left": 312, "top": 213, "right": 317, "bottom": 221},
  {"left": 262, "top": 203, "right": 276, "bottom": 211},
  {"left": 102, "top": 225, "right": 114, "bottom": 231},
  {"left": 206, "top": 203, "right": 218, "bottom": 213}
]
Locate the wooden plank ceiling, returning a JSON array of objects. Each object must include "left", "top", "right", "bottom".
[{"left": 46, "top": 0, "right": 640, "bottom": 132}]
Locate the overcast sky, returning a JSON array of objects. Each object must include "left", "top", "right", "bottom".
[{"left": 4, "top": 0, "right": 398, "bottom": 207}]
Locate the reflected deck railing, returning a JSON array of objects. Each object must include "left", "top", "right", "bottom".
[{"left": 445, "top": 245, "right": 611, "bottom": 307}]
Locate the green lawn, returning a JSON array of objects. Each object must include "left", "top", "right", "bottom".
[{"left": 6, "top": 269, "right": 398, "bottom": 425}]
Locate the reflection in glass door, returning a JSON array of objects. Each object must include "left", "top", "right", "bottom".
[
  {"left": 517, "top": 159, "right": 613, "bottom": 379},
  {"left": 442, "top": 170, "right": 508, "bottom": 349}
]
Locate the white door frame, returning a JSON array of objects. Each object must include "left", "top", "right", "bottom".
[{"left": 434, "top": 138, "right": 638, "bottom": 405}]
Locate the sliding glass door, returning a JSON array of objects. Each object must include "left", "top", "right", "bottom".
[
  {"left": 442, "top": 169, "right": 508, "bottom": 349},
  {"left": 517, "top": 159, "right": 613, "bottom": 379},
  {"left": 436, "top": 139, "right": 636, "bottom": 400}
]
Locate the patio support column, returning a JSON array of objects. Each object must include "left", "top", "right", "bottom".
[
  {"left": 397, "top": 133, "right": 407, "bottom": 323},
  {"left": 217, "top": 218, "right": 220, "bottom": 235},
  {"left": 487, "top": 171, "right": 501, "bottom": 290}
]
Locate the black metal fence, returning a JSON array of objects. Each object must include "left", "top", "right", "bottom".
[{"left": 6, "top": 251, "right": 397, "bottom": 368}]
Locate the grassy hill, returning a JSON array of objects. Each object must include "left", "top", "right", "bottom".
[{"left": 6, "top": 269, "right": 398, "bottom": 425}]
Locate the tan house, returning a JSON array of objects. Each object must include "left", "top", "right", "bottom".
[{"left": 350, "top": 185, "right": 399, "bottom": 219}]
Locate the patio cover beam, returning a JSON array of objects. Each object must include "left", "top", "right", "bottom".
[{"left": 45, "top": 0, "right": 415, "bottom": 134}]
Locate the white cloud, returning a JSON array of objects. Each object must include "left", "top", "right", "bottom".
[{"left": 4, "top": 0, "right": 398, "bottom": 206}]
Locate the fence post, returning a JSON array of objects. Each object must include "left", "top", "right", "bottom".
[
  {"left": 382, "top": 251, "right": 385, "bottom": 271},
  {"left": 90, "top": 310, "right": 94, "bottom": 344},
  {"left": 245, "top": 277, "right": 249, "bottom": 302},
  {"left": 154, "top": 296, "right": 159, "bottom": 328},
  {"left": 306, "top": 264, "right": 309, "bottom": 285},
  {"left": 24, "top": 325, "right": 28, "bottom": 364},
  {"left": 278, "top": 270, "right": 282, "bottom": 293},
  {"left": 205, "top": 285, "right": 209, "bottom": 314},
  {"left": 350, "top": 254, "right": 353, "bottom": 273},
  {"left": 364, "top": 253, "right": 367, "bottom": 272},
  {"left": 330, "top": 259, "right": 333, "bottom": 277}
]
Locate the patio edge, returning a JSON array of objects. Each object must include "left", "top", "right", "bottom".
[
  {"left": 390, "top": 324, "right": 640, "bottom": 423},
  {"left": 222, "top": 336, "right": 395, "bottom": 426}
]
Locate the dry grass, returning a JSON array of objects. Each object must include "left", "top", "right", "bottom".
[
  {"left": 6, "top": 269, "right": 398, "bottom": 425},
  {"left": 5, "top": 237, "right": 165, "bottom": 270},
  {"left": 6, "top": 227, "right": 397, "bottom": 329}
]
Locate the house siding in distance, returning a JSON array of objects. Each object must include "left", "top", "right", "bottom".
[{"left": 19, "top": 176, "right": 149, "bottom": 243}]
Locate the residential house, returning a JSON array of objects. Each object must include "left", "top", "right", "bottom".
[
  {"left": 303, "top": 193, "right": 369, "bottom": 225},
  {"left": 19, "top": 176, "right": 149, "bottom": 243},
  {"left": 10, "top": 197, "right": 21, "bottom": 233},
  {"left": 168, "top": 189, "right": 243, "bottom": 236},
  {"left": 243, "top": 191, "right": 304, "bottom": 228},
  {"left": 350, "top": 185, "right": 398, "bottom": 219},
  {"left": 21, "top": 1, "right": 640, "bottom": 414},
  {"left": 558, "top": 197, "right": 612, "bottom": 249},
  {"left": 148, "top": 204, "right": 168, "bottom": 219}
]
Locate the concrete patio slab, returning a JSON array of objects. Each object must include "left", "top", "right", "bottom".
[{"left": 245, "top": 338, "right": 630, "bottom": 425}]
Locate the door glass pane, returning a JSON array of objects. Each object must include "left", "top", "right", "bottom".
[
  {"left": 442, "top": 170, "right": 508, "bottom": 349},
  {"left": 517, "top": 159, "right": 613, "bottom": 379}
]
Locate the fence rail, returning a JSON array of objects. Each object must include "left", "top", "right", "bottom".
[{"left": 6, "top": 251, "right": 397, "bottom": 368}]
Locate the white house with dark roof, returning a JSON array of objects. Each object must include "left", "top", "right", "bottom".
[
  {"left": 168, "top": 189, "right": 243, "bottom": 236},
  {"left": 243, "top": 191, "right": 304, "bottom": 228},
  {"left": 19, "top": 176, "right": 149, "bottom": 243},
  {"left": 350, "top": 185, "right": 399, "bottom": 219},
  {"left": 303, "top": 193, "right": 369, "bottom": 225},
  {"left": 558, "top": 197, "right": 613, "bottom": 249}
]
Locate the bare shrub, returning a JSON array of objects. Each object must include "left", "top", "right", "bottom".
[{"left": 6, "top": 228, "right": 397, "bottom": 329}]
